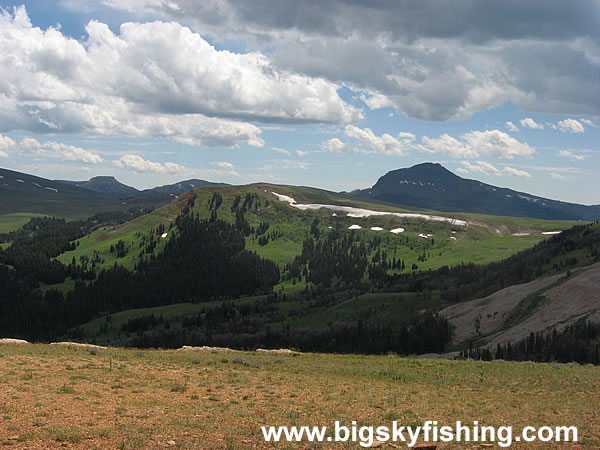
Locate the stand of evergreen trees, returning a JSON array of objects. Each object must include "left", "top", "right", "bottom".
[
  {"left": 286, "top": 229, "right": 368, "bottom": 288},
  {"left": 0, "top": 213, "right": 279, "bottom": 340},
  {"left": 126, "top": 311, "right": 451, "bottom": 355},
  {"left": 461, "top": 321, "right": 600, "bottom": 365}
]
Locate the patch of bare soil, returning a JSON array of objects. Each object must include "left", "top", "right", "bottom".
[
  {"left": 486, "top": 262, "right": 600, "bottom": 347},
  {"left": 440, "top": 274, "right": 562, "bottom": 345}
]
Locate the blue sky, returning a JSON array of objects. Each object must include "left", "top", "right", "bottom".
[{"left": 0, "top": 0, "right": 598, "bottom": 204}]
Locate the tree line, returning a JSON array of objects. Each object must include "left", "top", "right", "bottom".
[
  {"left": 461, "top": 321, "right": 600, "bottom": 365},
  {"left": 125, "top": 311, "right": 451, "bottom": 355}
]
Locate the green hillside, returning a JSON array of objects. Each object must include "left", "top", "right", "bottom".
[
  {"left": 3, "top": 176, "right": 596, "bottom": 358},
  {"left": 55, "top": 193, "right": 190, "bottom": 271},
  {"left": 55, "top": 183, "right": 578, "bottom": 278},
  {"left": 0, "top": 212, "right": 47, "bottom": 233},
  {"left": 50, "top": 183, "right": 591, "bottom": 349}
]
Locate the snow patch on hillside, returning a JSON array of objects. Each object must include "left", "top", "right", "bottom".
[
  {"left": 272, "top": 192, "right": 295, "bottom": 204},
  {"left": 271, "top": 192, "right": 467, "bottom": 226}
]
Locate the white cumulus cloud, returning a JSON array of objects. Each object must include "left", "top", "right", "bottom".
[
  {"left": 344, "top": 125, "right": 414, "bottom": 156},
  {"left": 0, "top": 6, "right": 360, "bottom": 149},
  {"left": 0, "top": 134, "right": 16, "bottom": 157},
  {"left": 503, "top": 166, "right": 531, "bottom": 177},
  {"left": 557, "top": 119, "right": 584, "bottom": 133},
  {"left": 321, "top": 137, "right": 349, "bottom": 153},
  {"left": 212, "top": 161, "right": 234, "bottom": 170},
  {"left": 114, "top": 154, "right": 185, "bottom": 174},
  {"left": 421, "top": 134, "right": 478, "bottom": 159},
  {"left": 15, "top": 136, "right": 103, "bottom": 164},
  {"left": 459, "top": 160, "right": 531, "bottom": 177},
  {"left": 520, "top": 117, "right": 544, "bottom": 129},
  {"left": 421, "top": 129, "right": 535, "bottom": 159},
  {"left": 462, "top": 130, "right": 535, "bottom": 159},
  {"left": 505, "top": 121, "right": 519, "bottom": 132},
  {"left": 461, "top": 160, "right": 501, "bottom": 175}
]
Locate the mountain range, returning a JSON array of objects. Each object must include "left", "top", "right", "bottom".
[
  {"left": 0, "top": 168, "right": 127, "bottom": 218},
  {"left": 2, "top": 164, "right": 599, "bottom": 221},
  {"left": 56, "top": 176, "right": 228, "bottom": 197},
  {"left": 56, "top": 176, "right": 140, "bottom": 196},
  {"left": 0, "top": 169, "right": 227, "bottom": 218},
  {"left": 355, "top": 163, "right": 600, "bottom": 221}
]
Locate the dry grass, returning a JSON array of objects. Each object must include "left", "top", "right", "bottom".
[{"left": 0, "top": 344, "right": 598, "bottom": 448}]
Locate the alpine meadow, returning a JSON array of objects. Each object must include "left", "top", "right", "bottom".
[{"left": 1, "top": 1, "right": 599, "bottom": 448}]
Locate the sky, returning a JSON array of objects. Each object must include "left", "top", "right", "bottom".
[{"left": 0, "top": 1, "right": 599, "bottom": 205}]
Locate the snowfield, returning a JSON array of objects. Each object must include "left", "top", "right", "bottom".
[{"left": 271, "top": 192, "right": 467, "bottom": 226}]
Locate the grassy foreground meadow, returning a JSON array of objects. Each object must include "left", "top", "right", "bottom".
[{"left": 0, "top": 344, "right": 598, "bottom": 448}]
